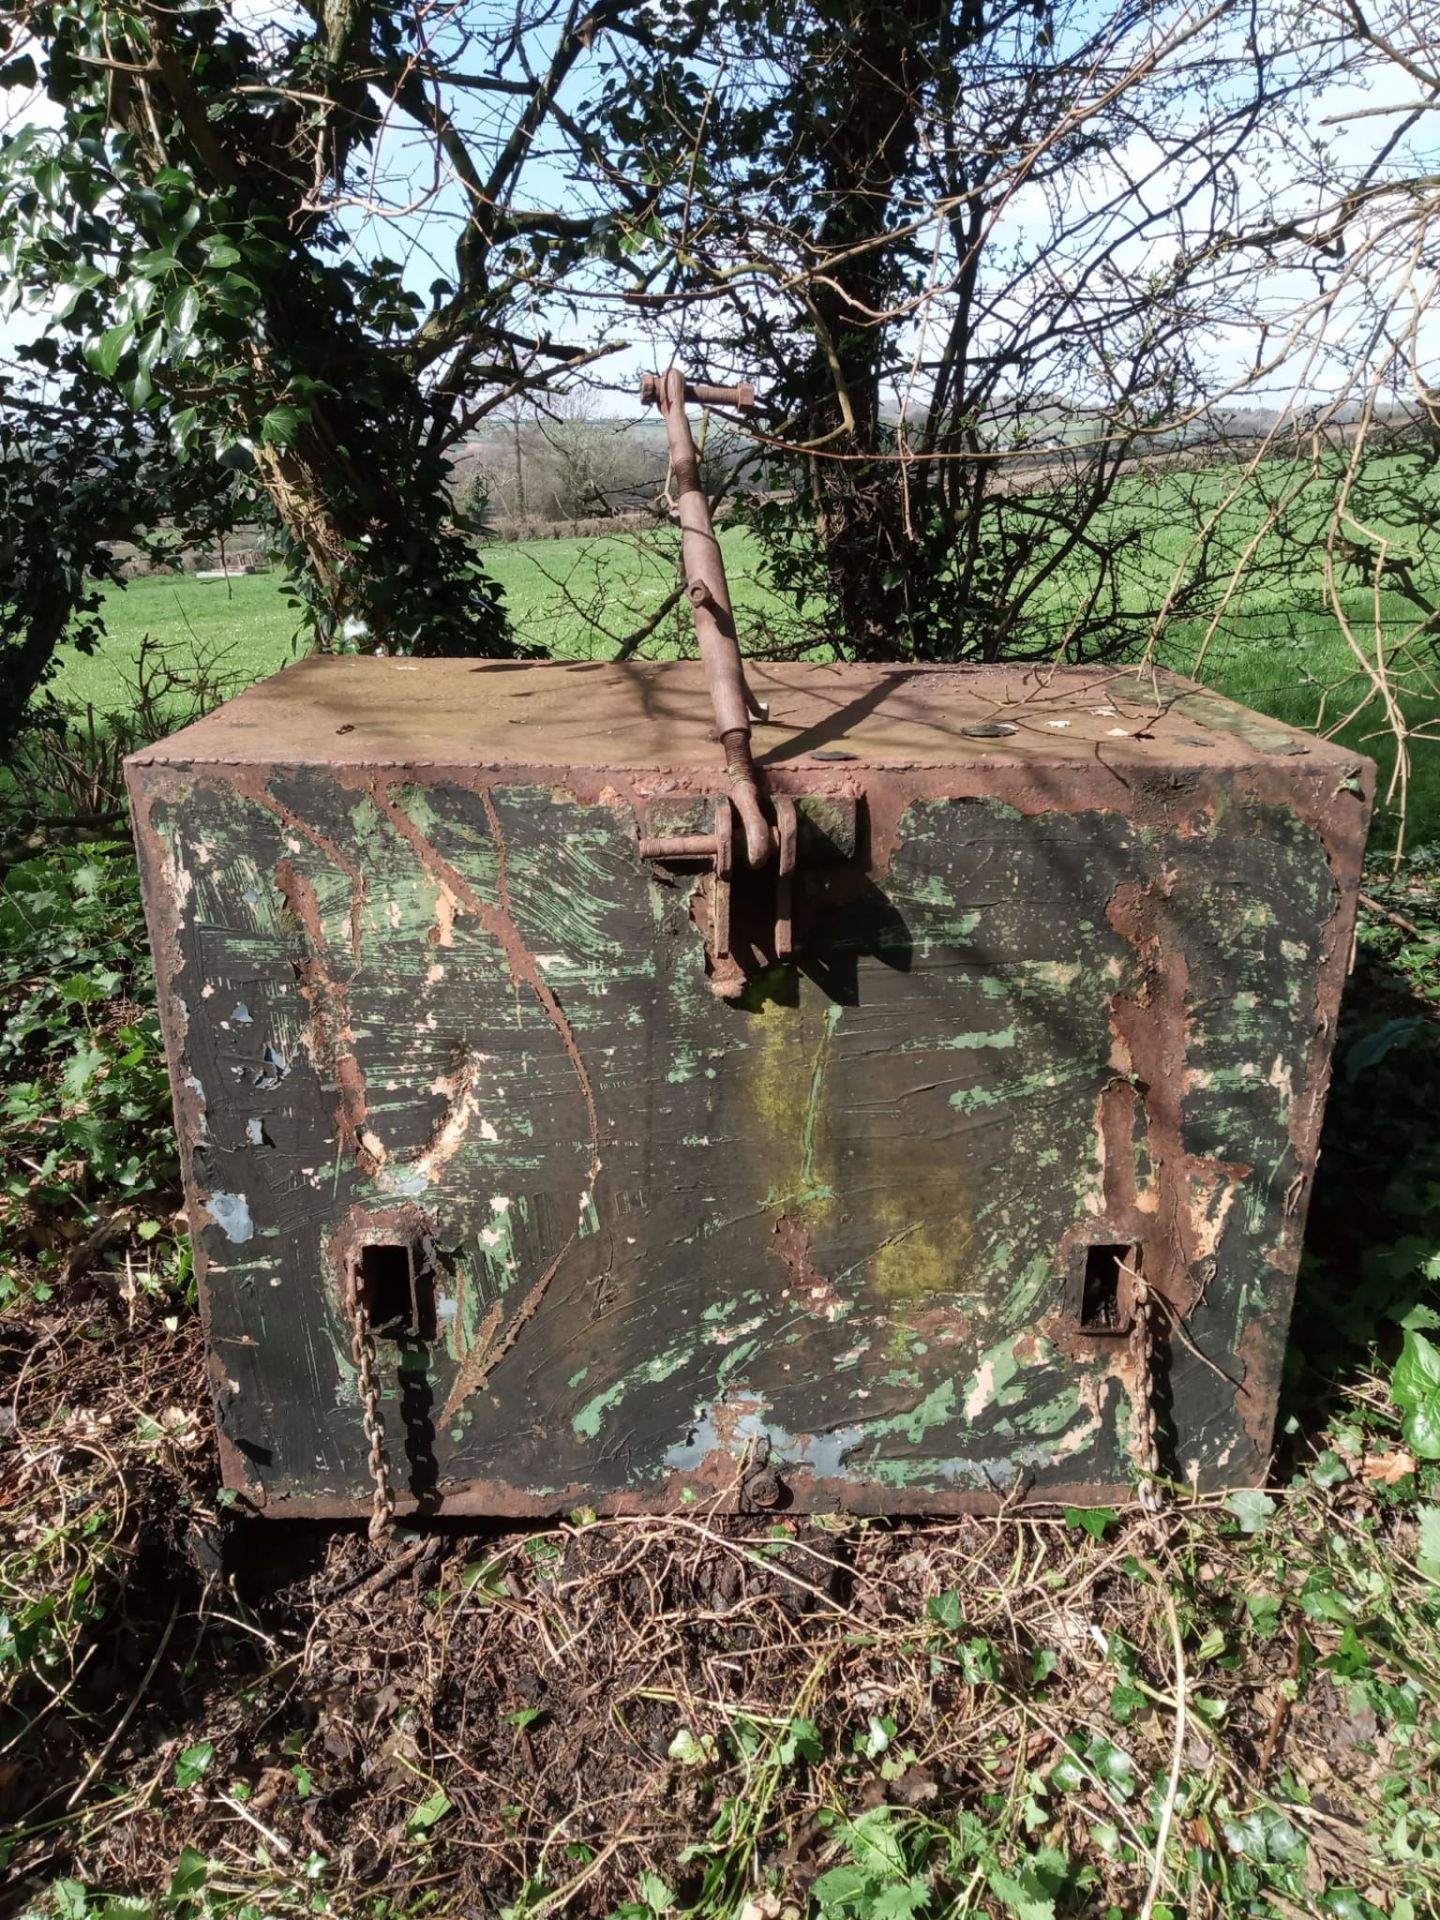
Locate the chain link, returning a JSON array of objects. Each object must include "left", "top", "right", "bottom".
[
  {"left": 344, "top": 1269, "right": 396, "bottom": 1546},
  {"left": 1128, "top": 1273, "right": 1163, "bottom": 1511}
]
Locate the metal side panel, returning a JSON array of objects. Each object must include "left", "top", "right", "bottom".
[{"left": 127, "top": 754, "right": 1364, "bottom": 1517}]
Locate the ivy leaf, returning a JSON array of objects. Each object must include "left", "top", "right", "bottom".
[
  {"left": 167, "top": 1846, "right": 209, "bottom": 1898},
  {"left": 53, "top": 263, "right": 106, "bottom": 319},
  {"left": 35, "top": 157, "right": 66, "bottom": 205},
  {"left": 926, "top": 1590, "right": 963, "bottom": 1631},
  {"left": 120, "top": 366, "right": 154, "bottom": 409},
  {"left": 1246, "top": 1592, "right": 1283, "bottom": 1639},
  {"left": 458, "top": 1555, "right": 507, "bottom": 1602},
  {"left": 165, "top": 284, "right": 201, "bottom": 339},
  {"left": 136, "top": 247, "right": 183, "bottom": 278},
  {"left": 1310, "top": 1449, "right": 1350, "bottom": 1488},
  {"left": 261, "top": 403, "right": 308, "bottom": 446},
  {"left": 1393, "top": 1332, "right": 1440, "bottom": 1459},
  {"left": 958, "top": 1636, "right": 1000, "bottom": 1684},
  {"left": 1416, "top": 1506, "right": 1440, "bottom": 1578},
  {"left": 1225, "top": 1488, "right": 1277, "bottom": 1535},
  {"left": 406, "top": 1786, "right": 453, "bottom": 1835},
  {"left": 85, "top": 321, "right": 134, "bottom": 378},
  {"left": 1085, "top": 1736, "right": 1136, "bottom": 1799},
  {"left": 1064, "top": 1505, "right": 1116, "bottom": 1539},
  {"left": 1222, "top": 1806, "right": 1306, "bottom": 1864},
  {"left": 174, "top": 1739, "right": 215, "bottom": 1787}
]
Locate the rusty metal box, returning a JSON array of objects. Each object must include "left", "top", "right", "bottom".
[{"left": 126, "top": 659, "right": 1372, "bottom": 1518}]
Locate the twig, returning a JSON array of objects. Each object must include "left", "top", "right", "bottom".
[
  {"left": 58, "top": 1208, "right": 138, "bottom": 1286},
  {"left": 218, "top": 1790, "right": 293, "bottom": 1856},
  {"left": 1136, "top": 1559, "right": 1187, "bottom": 1920},
  {"left": 1359, "top": 890, "right": 1428, "bottom": 941},
  {"left": 65, "top": 1597, "right": 180, "bottom": 1809}
]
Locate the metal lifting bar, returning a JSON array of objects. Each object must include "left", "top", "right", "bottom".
[{"left": 641, "top": 369, "right": 771, "bottom": 869}]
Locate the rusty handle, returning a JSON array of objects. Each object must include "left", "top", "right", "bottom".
[
  {"left": 640, "top": 374, "right": 755, "bottom": 411},
  {"left": 642, "top": 367, "right": 770, "bottom": 869},
  {"left": 637, "top": 833, "right": 719, "bottom": 860}
]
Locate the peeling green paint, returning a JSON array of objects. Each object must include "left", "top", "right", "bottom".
[{"left": 146, "top": 748, "right": 1358, "bottom": 1511}]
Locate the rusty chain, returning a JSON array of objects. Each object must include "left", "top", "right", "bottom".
[
  {"left": 343, "top": 1269, "right": 396, "bottom": 1546},
  {"left": 1127, "top": 1272, "right": 1163, "bottom": 1511}
]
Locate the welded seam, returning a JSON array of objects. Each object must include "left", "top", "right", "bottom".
[
  {"left": 439, "top": 1299, "right": 505, "bottom": 1427},
  {"left": 439, "top": 1237, "right": 576, "bottom": 1427}
]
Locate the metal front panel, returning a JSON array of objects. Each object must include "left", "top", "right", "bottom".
[{"left": 129, "top": 746, "right": 1365, "bottom": 1516}]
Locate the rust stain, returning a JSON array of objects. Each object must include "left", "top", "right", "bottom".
[
  {"left": 770, "top": 1213, "right": 845, "bottom": 1318},
  {"left": 372, "top": 784, "right": 606, "bottom": 1409},
  {"left": 439, "top": 1299, "right": 505, "bottom": 1427},
  {"left": 1106, "top": 873, "right": 1198, "bottom": 1310},
  {"left": 232, "top": 770, "right": 369, "bottom": 971},
  {"left": 248, "top": 1461, "right": 1175, "bottom": 1523},
  {"left": 399, "top": 1048, "right": 484, "bottom": 1189},
  {"left": 275, "top": 856, "right": 386, "bottom": 1176},
  {"left": 374, "top": 783, "right": 601, "bottom": 1186},
  {"left": 1235, "top": 1308, "right": 1286, "bottom": 1458},
  {"left": 438, "top": 1234, "right": 577, "bottom": 1428}
]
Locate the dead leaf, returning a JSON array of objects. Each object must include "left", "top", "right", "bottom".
[{"left": 1361, "top": 1449, "right": 1416, "bottom": 1485}]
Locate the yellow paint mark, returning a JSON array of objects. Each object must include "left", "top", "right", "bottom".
[{"left": 744, "top": 970, "right": 839, "bottom": 1225}]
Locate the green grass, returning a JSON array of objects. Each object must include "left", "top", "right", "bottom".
[
  {"left": 52, "top": 527, "right": 788, "bottom": 710},
  {"left": 52, "top": 501, "right": 1440, "bottom": 846}
]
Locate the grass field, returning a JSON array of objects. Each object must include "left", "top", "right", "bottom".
[
  {"left": 53, "top": 528, "right": 786, "bottom": 706},
  {"left": 52, "top": 508, "right": 1440, "bottom": 847}
]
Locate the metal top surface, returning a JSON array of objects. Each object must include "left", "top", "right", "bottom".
[{"left": 129, "top": 657, "right": 1355, "bottom": 772}]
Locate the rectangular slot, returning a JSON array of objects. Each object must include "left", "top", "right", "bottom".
[
  {"left": 355, "top": 1241, "right": 433, "bottom": 1341},
  {"left": 1079, "top": 1243, "right": 1139, "bottom": 1333}
]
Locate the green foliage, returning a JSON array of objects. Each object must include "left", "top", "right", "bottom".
[
  {"left": 406, "top": 1786, "right": 454, "bottom": 1836},
  {"left": 0, "top": 845, "right": 178, "bottom": 1304},
  {"left": 0, "top": 0, "right": 633, "bottom": 704},
  {"left": 1393, "top": 1332, "right": 1440, "bottom": 1459},
  {"left": 1224, "top": 1489, "right": 1278, "bottom": 1535},
  {"left": 173, "top": 1742, "right": 214, "bottom": 1789},
  {"left": 0, "top": 353, "right": 239, "bottom": 746}
]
